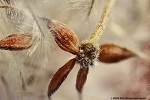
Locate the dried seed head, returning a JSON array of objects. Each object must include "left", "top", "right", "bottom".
[
  {"left": 48, "top": 20, "right": 80, "bottom": 55},
  {"left": 99, "top": 44, "right": 135, "bottom": 63},
  {"left": 0, "top": 34, "right": 33, "bottom": 50},
  {"left": 76, "top": 42, "right": 99, "bottom": 67}
]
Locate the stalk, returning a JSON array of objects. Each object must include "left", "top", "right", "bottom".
[{"left": 89, "top": 0, "right": 116, "bottom": 45}]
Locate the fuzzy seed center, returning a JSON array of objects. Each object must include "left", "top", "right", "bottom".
[{"left": 76, "top": 42, "right": 99, "bottom": 67}]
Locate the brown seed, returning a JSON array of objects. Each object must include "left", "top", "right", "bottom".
[
  {"left": 0, "top": 34, "right": 33, "bottom": 50},
  {"left": 99, "top": 44, "right": 135, "bottom": 63},
  {"left": 48, "top": 20, "right": 80, "bottom": 55},
  {"left": 48, "top": 58, "right": 76, "bottom": 98},
  {"left": 76, "top": 67, "right": 89, "bottom": 93}
]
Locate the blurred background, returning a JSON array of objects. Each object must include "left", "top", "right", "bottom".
[{"left": 0, "top": 0, "right": 150, "bottom": 100}]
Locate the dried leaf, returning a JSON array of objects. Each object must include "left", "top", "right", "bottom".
[
  {"left": 48, "top": 20, "right": 80, "bottom": 55},
  {"left": 0, "top": 34, "right": 33, "bottom": 50},
  {"left": 48, "top": 58, "right": 76, "bottom": 98},
  {"left": 99, "top": 44, "right": 135, "bottom": 63},
  {"left": 76, "top": 67, "right": 89, "bottom": 93}
]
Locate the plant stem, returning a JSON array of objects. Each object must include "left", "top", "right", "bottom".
[{"left": 89, "top": 0, "right": 116, "bottom": 45}]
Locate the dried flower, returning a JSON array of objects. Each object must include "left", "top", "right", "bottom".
[
  {"left": 0, "top": 0, "right": 137, "bottom": 100},
  {"left": 47, "top": 0, "right": 135, "bottom": 100}
]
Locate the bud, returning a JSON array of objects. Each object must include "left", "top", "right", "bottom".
[
  {"left": 48, "top": 20, "right": 80, "bottom": 55},
  {"left": 99, "top": 44, "right": 135, "bottom": 63},
  {"left": 0, "top": 34, "right": 33, "bottom": 50}
]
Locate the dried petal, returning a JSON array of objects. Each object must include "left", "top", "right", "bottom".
[
  {"left": 48, "top": 58, "right": 76, "bottom": 98},
  {"left": 99, "top": 44, "right": 135, "bottom": 63},
  {"left": 76, "top": 67, "right": 89, "bottom": 93},
  {"left": 0, "top": 34, "right": 32, "bottom": 50},
  {"left": 48, "top": 20, "right": 80, "bottom": 55}
]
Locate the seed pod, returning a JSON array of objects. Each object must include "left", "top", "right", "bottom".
[
  {"left": 48, "top": 20, "right": 80, "bottom": 55},
  {"left": 0, "top": 34, "right": 33, "bottom": 50},
  {"left": 99, "top": 44, "right": 135, "bottom": 63},
  {"left": 76, "top": 67, "right": 89, "bottom": 93},
  {"left": 48, "top": 58, "right": 76, "bottom": 98}
]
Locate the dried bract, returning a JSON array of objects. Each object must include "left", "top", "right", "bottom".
[
  {"left": 0, "top": 34, "right": 33, "bottom": 50},
  {"left": 48, "top": 20, "right": 80, "bottom": 55},
  {"left": 76, "top": 67, "right": 89, "bottom": 93},
  {"left": 48, "top": 58, "right": 76, "bottom": 98},
  {"left": 99, "top": 44, "right": 135, "bottom": 63}
]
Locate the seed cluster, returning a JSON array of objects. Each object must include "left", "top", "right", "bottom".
[{"left": 76, "top": 42, "right": 99, "bottom": 67}]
